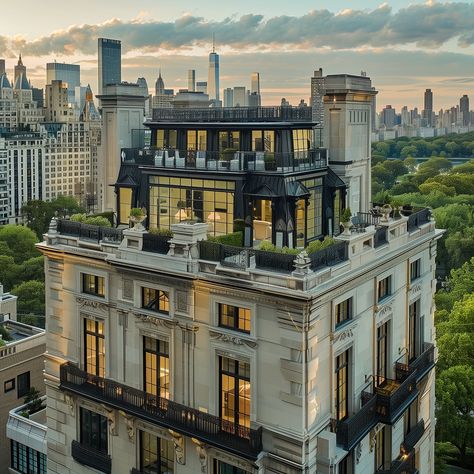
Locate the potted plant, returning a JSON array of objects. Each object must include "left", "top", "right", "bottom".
[
  {"left": 391, "top": 199, "right": 403, "bottom": 219},
  {"left": 381, "top": 204, "right": 393, "bottom": 223},
  {"left": 129, "top": 207, "right": 147, "bottom": 230},
  {"left": 341, "top": 208, "right": 352, "bottom": 235}
]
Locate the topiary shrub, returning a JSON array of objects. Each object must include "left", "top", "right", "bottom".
[
  {"left": 208, "top": 231, "right": 243, "bottom": 247},
  {"left": 70, "top": 213, "right": 86, "bottom": 222},
  {"left": 84, "top": 216, "right": 112, "bottom": 227},
  {"left": 149, "top": 227, "right": 173, "bottom": 237}
]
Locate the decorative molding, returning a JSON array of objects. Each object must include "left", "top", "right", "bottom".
[
  {"left": 356, "top": 442, "right": 362, "bottom": 464},
  {"left": 133, "top": 312, "right": 177, "bottom": 329},
  {"left": 76, "top": 296, "right": 109, "bottom": 312},
  {"left": 169, "top": 429, "right": 185, "bottom": 465},
  {"left": 209, "top": 329, "right": 257, "bottom": 349},
  {"left": 64, "top": 394, "right": 75, "bottom": 416},
  {"left": 101, "top": 405, "right": 117, "bottom": 436},
  {"left": 176, "top": 291, "right": 188, "bottom": 313},
  {"left": 192, "top": 438, "right": 208, "bottom": 473},
  {"left": 409, "top": 282, "right": 422, "bottom": 297},
  {"left": 119, "top": 410, "right": 135, "bottom": 441},
  {"left": 332, "top": 327, "right": 354, "bottom": 343}
]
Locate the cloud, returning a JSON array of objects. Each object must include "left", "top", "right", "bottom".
[{"left": 2, "top": 3, "right": 474, "bottom": 57}]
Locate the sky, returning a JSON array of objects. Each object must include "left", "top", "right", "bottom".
[{"left": 1, "top": 0, "right": 474, "bottom": 111}]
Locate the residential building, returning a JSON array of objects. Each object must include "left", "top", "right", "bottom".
[
  {"left": 171, "top": 91, "right": 210, "bottom": 108},
  {"left": 423, "top": 89, "right": 433, "bottom": 127},
  {"left": 223, "top": 88, "right": 233, "bottom": 108},
  {"left": 233, "top": 86, "right": 246, "bottom": 107},
  {"left": 0, "top": 284, "right": 17, "bottom": 321},
  {"left": 0, "top": 319, "right": 46, "bottom": 470},
  {"left": 460, "top": 94, "right": 469, "bottom": 126},
  {"left": 188, "top": 69, "right": 196, "bottom": 92},
  {"left": 98, "top": 38, "right": 121, "bottom": 95},
  {"left": 310, "top": 68, "right": 325, "bottom": 125},
  {"left": 46, "top": 62, "right": 80, "bottom": 105},
  {"left": 6, "top": 395, "right": 47, "bottom": 474},
  {"left": 251, "top": 72, "right": 261, "bottom": 106},
  {"left": 196, "top": 81, "right": 207, "bottom": 94},
  {"left": 45, "top": 80, "right": 75, "bottom": 122},
  {"left": 380, "top": 105, "right": 396, "bottom": 130}
]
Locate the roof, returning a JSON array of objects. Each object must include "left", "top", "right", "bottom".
[
  {"left": 14, "top": 73, "right": 31, "bottom": 91},
  {"left": 0, "top": 73, "right": 11, "bottom": 89}
]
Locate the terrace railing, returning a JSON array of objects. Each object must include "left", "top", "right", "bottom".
[
  {"left": 142, "top": 233, "right": 171, "bottom": 254},
  {"left": 57, "top": 219, "right": 123, "bottom": 244},
  {"left": 407, "top": 208, "right": 431, "bottom": 231}
]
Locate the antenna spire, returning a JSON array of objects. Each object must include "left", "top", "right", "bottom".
[{"left": 212, "top": 33, "right": 215, "bottom": 53}]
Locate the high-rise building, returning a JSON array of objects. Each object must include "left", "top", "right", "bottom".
[
  {"left": 207, "top": 44, "right": 220, "bottom": 104},
  {"left": 188, "top": 69, "right": 196, "bottom": 92},
  {"left": 233, "top": 86, "right": 246, "bottom": 107},
  {"left": 14, "top": 55, "right": 26, "bottom": 83},
  {"left": 45, "top": 80, "right": 73, "bottom": 122},
  {"left": 223, "top": 88, "right": 233, "bottom": 107},
  {"left": 250, "top": 72, "right": 261, "bottom": 106},
  {"left": 152, "top": 71, "right": 173, "bottom": 109},
  {"left": 423, "top": 89, "right": 433, "bottom": 126},
  {"left": 0, "top": 59, "right": 5, "bottom": 76},
  {"left": 310, "top": 68, "right": 325, "bottom": 125},
  {"left": 460, "top": 94, "right": 470, "bottom": 126},
  {"left": 98, "top": 38, "right": 121, "bottom": 95},
  {"left": 196, "top": 81, "right": 207, "bottom": 94},
  {"left": 380, "top": 105, "right": 397, "bottom": 130},
  {"left": 46, "top": 62, "right": 80, "bottom": 105},
  {"left": 39, "top": 75, "right": 438, "bottom": 474}
]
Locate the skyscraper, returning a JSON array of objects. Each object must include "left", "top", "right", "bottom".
[
  {"left": 188, "top": 69, "right": 196, "bottom": 92},
  {"left": 233, "top": 86, "right": 246, "bottom": 107},
  {"left": 223, "top": 88, "right": 233, "bottom": 107},
  {"left": 460, "top": 94, "right": 470, "bottom": 126},
  {"left": 0, "top": 59, "right": 5, "bottom": 76},
  {"left": 14, "top": 55, "right": 26, "bottom": 83},
  {"left": 98, "top": 38, "right": 121, "bottom": 95},
  {"left": 423, "top": 88, "right": 433, "bottom": 126},
  {"left": 251, "top": 72, "right": 261, "bottom": 106},
  {"left": 196, "top": 81, "right": 207, "bottom": 94},
  {"left": 310, "top": 68, "right": 325, "bottom": 125},
  {"left": 207, "top": 41, "right": 220, "bottom": 104},
  {"left": 46, "top": 62, "right": 80, "bottom": 105}
]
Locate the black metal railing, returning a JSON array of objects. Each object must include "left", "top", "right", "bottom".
[
  {"left": 358, "top": 211, "right": 381, "bottom": 226},
  {"left": 152, "top": 106, "right": 314, "bottom": 122},
  {"left": 402, "top": 419, "right": 425, "bottom": 452},
  {"left": 221, "top": 245, "right": 253, "bottom": 270},
  {"left": 409, "top": 343, "right": 435, "bottom": 382},
  {"left": 120, "top": 147, "right": 327, "bottom": 173},
  {"left": 57, "top": 219, "right": 123, "bottom": 244},
  {"left": 199, "top": 240, "right": 223, "bottom": 262},
  {"left": 374, "top": 227, "right": 388, "bottom": 248},
  {"left": 142, "top": 233, "right": 171, "bottom": 254},
  {"left": 309, "top": 241, "right": 349, "bottom": 271},
  {"left": 378, "top": 450, "right": 417, "bottom": 474},
  {"left": 374, "top": 370, "right": 418, "bottom": 424},
  {"left": 407, "top": 208, "right": 431, "bottom": 231},
  {"left": 60, "top": 363, "right": 262, "bottom": 460},
  {"left": 254, "top": 249, "right": 295, "bottom": 273},
  {"left": 335, "top": 393, "right": 378, "bottom": 451},
  {"left": 71, "top": 440, "right": 112, "bottom": 474}
]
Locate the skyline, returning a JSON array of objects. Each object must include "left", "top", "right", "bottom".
[{"left": 1, "top": 1, "right": 474, "bottom": 109}]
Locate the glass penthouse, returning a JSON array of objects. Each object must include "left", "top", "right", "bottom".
[{"left": 117, "top": 106, "right": 346, "bottom": 248}]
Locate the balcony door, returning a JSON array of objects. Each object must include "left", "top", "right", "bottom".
[
  {"left": 376, "top": 322, "right": 389, "bottom": 386},
  {"left": 252, "top": 198, "right": 273, "bottom": 245},
  {"left": 409, "top": 300, "right": 423, "bottom": 362},
  {"left": 84, "top": 319, "right": 105, "bottom": 377}
]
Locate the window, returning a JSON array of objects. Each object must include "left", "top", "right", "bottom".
[
  {"left": 404, "top": 401, "right": 418, "bottom": 436},
  {"left": 378, "top": 276, "right": 391, "bottom": 301},
  {"left": 82, "top": 273, "right": 105, "bottom": 297},
  {"left": 11, "top": 441, "right": 46, "bottom": 474},
  {"left": 84, "top": 319, "right": 105, "bottom": 377},
  {"left": 410, "top": 259, "right": 421, "bottom": 282},
  {"left": 375, "top": 427, "right": 386, "bottom": 471},
  {"left": 214, "top": 459, "right": 250, "bottom": 474},
  {"left": 17, "top": 372, "right": 30, "bottom": 398},
  {"left": 80, "top": 408, "right": 108, "bottom": 453},
  {"left": 144, "top": 337, "right": 170, "bottom": 399},
  {"left": 338, "top": 453, "right": 353, "bottom": 474},
  {"left": 409, "top": 300, "right": 423, "bottom": 362},
  {"left": 335, "top": 350, "right": 349, "bottom": 421},
  {"left": 140, "top": 431, "right": 174, "bottom": 474},
  {"left": 142, "top": 287, "right": 170, "bottom": 314},
  {"left": 218, "top": 303, "right": 251, "bottom": 333},
  {"left": 119, "top": 187, "right": 132, "bottom": 225},
  {"left": 4, "top": 378, "right": 15, "bottom": 393},
  {"left": 376, "top": 322, "right": 389, "bottom": 385},
  {"left": 220, "top": 357, "right": 251, "bottom": 431},
  {"left": 251, "top": 130, "right": 274, "bottom": 152},
  {"left": 335, "top": 298, "right": 352, "bottom": 327}
]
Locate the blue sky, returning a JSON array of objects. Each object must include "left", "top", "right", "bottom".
[{"left": 0, "top": 1, "right": 472, "bottom": 110}]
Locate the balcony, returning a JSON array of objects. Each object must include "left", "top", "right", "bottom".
[
  {"left": 60, "top": 363, "right": 262, "bottom": 460},
  {"left": 120, "top": 147, "right": 327, "bottom": 173},
  {"left": 407, "top": 208, "right": 431, "bottom": 232},
  {"left": 57, "top": 219, "right": 123, "bottom": 244},
  {"left": 151, "top": 106, "right": 314, "bottom": 122},
  {"left": 378, "top": 450, "right": 417, "bottom": 474},
  {"left": 374, "top": 370, "right": 418, "bottom": 424},
  {"left": 335, "top": 392, "right": 378, "bottom": 451},
  {"left": 402, "top": 419, "right": 425, "bottom": 452},
  {"left": 72, "top": 440, "right": 112, "bottom": 473},
  {"left": 408, "top": 343, "right": 436, "bottom": 383}
]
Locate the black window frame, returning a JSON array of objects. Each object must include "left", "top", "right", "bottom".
[
  {"left": 11, "top": 440, "right": 47, "bottom": 474},
  {"left": 142, "top": 287, "right": 170, "bottom": 315},
  {"left": 82, "top": 273, "right": 105, "bottom": 298},
  {"left": 335, "top": 298, "right": 353, "bottom": 327},
  {"left": 410, "top": 259, "right": 421, "bottom": 282},
  {"left": 376, "top": 322, "right": 389, "bottom": 385},
  {"left": 143, "top": 336, "right": 170, "bottom": 399},
  {"left": 377, "top": 276, "right": 391, "bottom": 302},
  {"left": 139, "top": 430, "right": 175, "bottom": 474},
  {"left": 79, "top": 407, "right": 108, "bottom": 454},
  {"left": 218, "top": 303, "right": 251, "bottom": 334},
  {"left": 84, "top": 318, "right": 105, "bottom": 377},
  {"left": 214, "top": 458, "right": 250, "bottom": 474},
  {"left": 17, "top": 372, "right": 30, "bottom": 398},
  {"left": 4, "top": 378, "right": 15, "bottom": 393},
  {"left": 335, "top": 350, "right": 349, "bottom": 421}
]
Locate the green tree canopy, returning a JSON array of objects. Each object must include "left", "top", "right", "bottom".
[
  {"left": 0, "top": 225, "right": 38, "bottom": 263},
  {"left": 11, "top": 280, "right": 45, "bottom": 315}
]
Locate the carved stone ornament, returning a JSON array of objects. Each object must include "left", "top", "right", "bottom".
[
  {"left": 192, "top": 438, "right": 208, "bottom": 473},
  {"left": 410, "top": 283, "right": 422, "bottom": 296},
  {"left": 375, "top": 301, "right": 393, "bottom": 318},
  {"left": 332, "top": 327, "right": 354, "bottom": 343},
  {"left": 64, "top": 394, "right": 75, "bottom": 415},
  {"left": 101, "top": 405, "right": 117, "bottom": 436},
  {"left": 176, "top": 291, "right": 188, "bottom": 313},
  {"left": 119, "top": 410, "right": 135, "bottom": 441},
  {"left": 169, "top": 429, "right": 185, "bottom": 465},
  {"left": 133, "top": 312, "right": 176, "bottom": 329},
  {"left": 356, "top": 442, "right": 362, "bottom": 464},
  {"left": 76, "top": 296, "right": 108, "bottom": 312},
  {"left": 209, "top": 329, "right": 257, "bottom": 349}
]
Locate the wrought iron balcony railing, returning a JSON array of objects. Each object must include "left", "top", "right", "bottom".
[
  {"left": 120, "top": 147, "right": 327, "bottom": 173},
  {"left": 57, "top": 219, "right": 123, "bottom": 244},
  {"left": 402, "top": 419, "right": 425, "bottom": 452},
  {"left": 71, "top": 440, "right": 112, "bottom": 474},
  {"left": 335, "top": 392, "right": 378, "bottom": 451},
  {"left": 378, "top": 450, "right": 417, "bottom": 474},
  {"left": 408, "top": 343, "right": 436, "bottom": 383},
  {"left": 407, "top": 208, "right": 431, "bottom": 231},
  {"left": 60, "top": 363, "right": 262, "bottom": 460}
]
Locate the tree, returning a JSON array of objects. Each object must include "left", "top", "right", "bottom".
[
  {"left": 0, "top": 225, "right": 38, "bottom": 263},
  {"left": 403, "top": 156, "right": 417, "bottom": 173},
  {"left": 445, "top": 227, "right": 474, "bottom": 270},
  {"left": 419, "top": 182, "right": 455, "bottom": 196},
  {"left": 400, "top": 145, "right": 417, "bottom": 158},
  {"left": 11, "top": 280, "right": 45, "bottom": 315},
  {"left": 0, "top": 255, "right": 18, "bottom": 290},
  {"left": 436, "top": 365, "right": 474, "bottom": 462},
  {"left": 17, "top": 256, "right": 44, "bottom": 283}
]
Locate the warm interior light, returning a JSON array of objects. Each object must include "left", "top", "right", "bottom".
[
  {"left": 175, "top": 209, "right": 188, "bottom": 221},
  {"left": 207, "top": 211, "right": 221, "bottom": 221}
]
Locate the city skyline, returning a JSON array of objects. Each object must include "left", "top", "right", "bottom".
[{"left": 0, "top": 1, "right": 473, "bottom": 108}]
